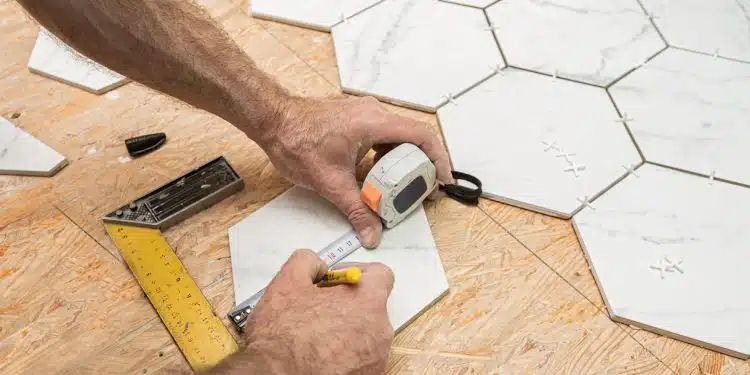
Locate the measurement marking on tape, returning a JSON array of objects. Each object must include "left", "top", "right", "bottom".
[
  {"left": 105, "top": 224, "right": 238, "bottom": 371},
  {"left": 228, "top": 231, "right": 361, "bottom": 329}
]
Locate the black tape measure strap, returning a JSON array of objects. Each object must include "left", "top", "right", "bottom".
[{"left": 440, "top": 171, "right": 482, "bottom": 205}]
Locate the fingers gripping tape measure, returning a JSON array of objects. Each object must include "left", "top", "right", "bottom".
[{"left": 361, "top": 143, "right": 482, "bottom": 228}]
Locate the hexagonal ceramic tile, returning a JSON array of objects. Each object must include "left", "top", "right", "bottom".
[
  {"left": 442, "top": 0, "right": 497, "bottom": 8},
  {"left": 438, "top": 68, "right": 641, "bottom": 218},
  {"left": 249, "top": 0, "right": 383, "bottom": 31},
  {"left": 486, "top": 0, "right": 665, "bottom": 86},
  {"left": 228, "top": 186, "right": 449, "bottom": 331},
  {"left": 574, "top": 164, "right": 750, "bottom": 359},
  {"left": 610, "top": 48, "right": 750, "bottom": 186},
  {"left": 640, "top": 0, "right": 750, "bottom": 63},
  {"left": 332, "top": 0, "right": 503, "bottom": 112},
  {"left": 28, "top": 29, "right": 128, "bottom": 94}
]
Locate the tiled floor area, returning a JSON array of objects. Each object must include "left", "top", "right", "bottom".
[{"left": 246, "top": 0, "right": 750, "bottom": 358}]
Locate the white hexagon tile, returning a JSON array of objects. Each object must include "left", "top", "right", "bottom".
[
  {"left": 28, "top": 28, "right": 128, "bottom": 94},
  {"left": 640, "top": 0, "right": 750, "bottom": 62},
  {"left": 610, "top": 48, "right": 750, "bottom": 186},
  {"left": 486, "top": 0, "right": 665, "bottom": 86},
  {"left": 442, "top": 0, "right": 498, "bottom": 8},
  {"left": 438, "top": 68, "right": 641, "bottom": 218},
  {"left": 249, "top": 0, "right": 383, "bottom": 31},
  {"left": 332, "top": 0, "right": 503, "bottom": 112},
  {"left": 228, "top": 186, "right": 449, "bottom": 332},
  {"left": 574, "top": 164, "right": 750, "bottom": 358}
]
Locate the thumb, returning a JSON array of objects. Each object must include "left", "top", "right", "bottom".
[{"left": 321, "top": 174, "right": 383, "bottom": 249}]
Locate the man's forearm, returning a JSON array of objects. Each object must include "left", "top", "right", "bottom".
[{"left": 16, "top": 0, "right": 289, "bottom": 142}]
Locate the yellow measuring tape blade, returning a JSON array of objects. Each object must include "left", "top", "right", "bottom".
[{"left": 105, "top": 223, "right": 238, "bottom": 371}]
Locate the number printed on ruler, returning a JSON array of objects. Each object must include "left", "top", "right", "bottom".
[{"left": 318, "top": 232, "right": 360, "bottom": 266}]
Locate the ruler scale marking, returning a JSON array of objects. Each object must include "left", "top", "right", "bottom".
[{"left": 228, "top": 230, "right": 362, "bottom": 329}]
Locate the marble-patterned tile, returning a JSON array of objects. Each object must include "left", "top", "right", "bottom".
[
  {"left": 574, "top": 164, "right": 750, "bottom": 359},
  {"left": 609, "top": 48, "right": 750, "bottom": 186},
  {"left": 442, "top": 0, "right": 497, "bottom": 8},
  {"left": 249, "top": 0, "right": 383, "bottom": 31},
  {"left": 27, "top": 28, "right": 129, "bottom": 94},
  {"left": 438, "top": 68, "right": 641, "bottom": 218},
  {"left": 0, "top": 117, "right": 67, "bottom": 176},
  {"left": 227, "top": 186, "right": 449, "bottom": 331},
  {"left": 332, "top": 0, "right": 503, "bottom": 112},
  {"left": 640, "top": 0, "right": 750, "bottom": 63},
  {"left": 486, "top": 0, "right": 665, "bottom": 86}
]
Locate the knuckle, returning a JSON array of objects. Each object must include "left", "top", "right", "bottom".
[
  {"left": 346, "top": 202, "right": 373, "bottom": 223},
  {"left": 370, "top": 262, "right": 395, "bottom": 279}
]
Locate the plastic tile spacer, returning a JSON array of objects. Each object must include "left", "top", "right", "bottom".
[
  {"left": 576, "top": 196, "right": 596, "bottom": 211},
  {"left": 541, "top": 140, "right": 558, "bottom": 152},
  {"left": 622, "top": 164, "right": 640, "bottom": 178}
]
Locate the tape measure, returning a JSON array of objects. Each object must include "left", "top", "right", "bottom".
[
  {"left": 362, "top": 143, "right": 482, "bottom": 228},
  {"left": 103, "top": 157, "right": 244, "bottom": 371},
  {"left": 227, "top": 230, "right": 361, "bottom": 329}
]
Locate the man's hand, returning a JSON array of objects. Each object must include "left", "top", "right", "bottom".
[
  {"left": 260, "top": 96, "right": 453, "bottom": 248},
  {"left": 206, "top": 249, "right": 395, "bottom": 375}
]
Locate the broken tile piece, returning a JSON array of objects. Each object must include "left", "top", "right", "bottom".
[
  {"left": 28, "top": 28, "right": 128, "bottom": 94},
  {"left": 574, "top": 164, "right": 750, "bottom": 359},
  {"left": 0, "top": 117, "right": 68, "bottom": 176},
  {"left": 228, "top": 186, "right": 449, "bottom": 331},
  {"left": 249, "top": 0, "right": 383, "bottom": 31},
  {"left": 332, "top": 0, "right": 503, "bottom": 112}
]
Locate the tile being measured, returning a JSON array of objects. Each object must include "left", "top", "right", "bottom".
[
  {"left": 249, "top": 0, "right": 383, "bottom": 31},
  {"left": 574, "top": 164, "right": 750, "bottom": 359},
  {"left": 640, "top": 0, "right": 750, "bottom": 62},
  {"left": 610, "top": 48, "right": 750, "bottom": 186},
  {"left": 486, "top": 0, "right": 665, "bottom": 86},
  {"left": 438, "top": 68, "right": 640, "bottom": 218},
  {"left": 28, "top": 29, "right": 128, "bottom": 94},
  {"left": 0, "top": 117, "right": 68, "bottom": 176},
  {"left": 332, "top": 0, "right": 503, "bottom": 112},
  {"left": 228, "top": 186, "right": 449, "bottom": 331}
]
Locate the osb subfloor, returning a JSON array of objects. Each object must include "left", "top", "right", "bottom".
[{"left": 1, "top": 1, "right": 747, "bottom": 374}]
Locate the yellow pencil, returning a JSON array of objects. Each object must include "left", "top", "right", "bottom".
[{"left": 319, "top": 267, "right": 362, "bottom": 285}]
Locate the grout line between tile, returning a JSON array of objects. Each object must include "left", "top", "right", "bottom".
[
  {"left": 605, "top": 90, "right": 648, "bottom": 162},
  {"left": 438, "top": 0, "right": 485, "bottom": 10},
  {"left": 644, "top": 161, "right": 750, "bottom": 190},
  {"left": 606, "top": 45, "right": 669, "bottom": 89},
  {"left": 568, "top": 161, "right": 647, "bottom": 217},
  {"left": 633, "top": 0, "right": 669, "bottom": 46},
  {"left": 484, "top": 0, "right": 505, "bottom": 9},
  {"left": 482, "top": 9, "right": 509, "bottom": 66},
  {"left": 506, "top": 64, "right": 605, "bottom": 89},
  {"left": 477, "top": 203, "right": 676, "bottom": 374},
  {"left": 434, "top": 69, "right": 499, "bottom": 111},
  {"left": 669, "top": 46, "right": 750, "bottom": 65},
  {"left": 328, "top": 0, "right": 389, "bottom": 29}
]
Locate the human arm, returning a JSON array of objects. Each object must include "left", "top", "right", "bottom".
[
  {"left": 15, "top": 0, "right": 453, "bottom": 247},
  {"left": 201, "top": 250, "right": 396, "bottom": 375}
]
